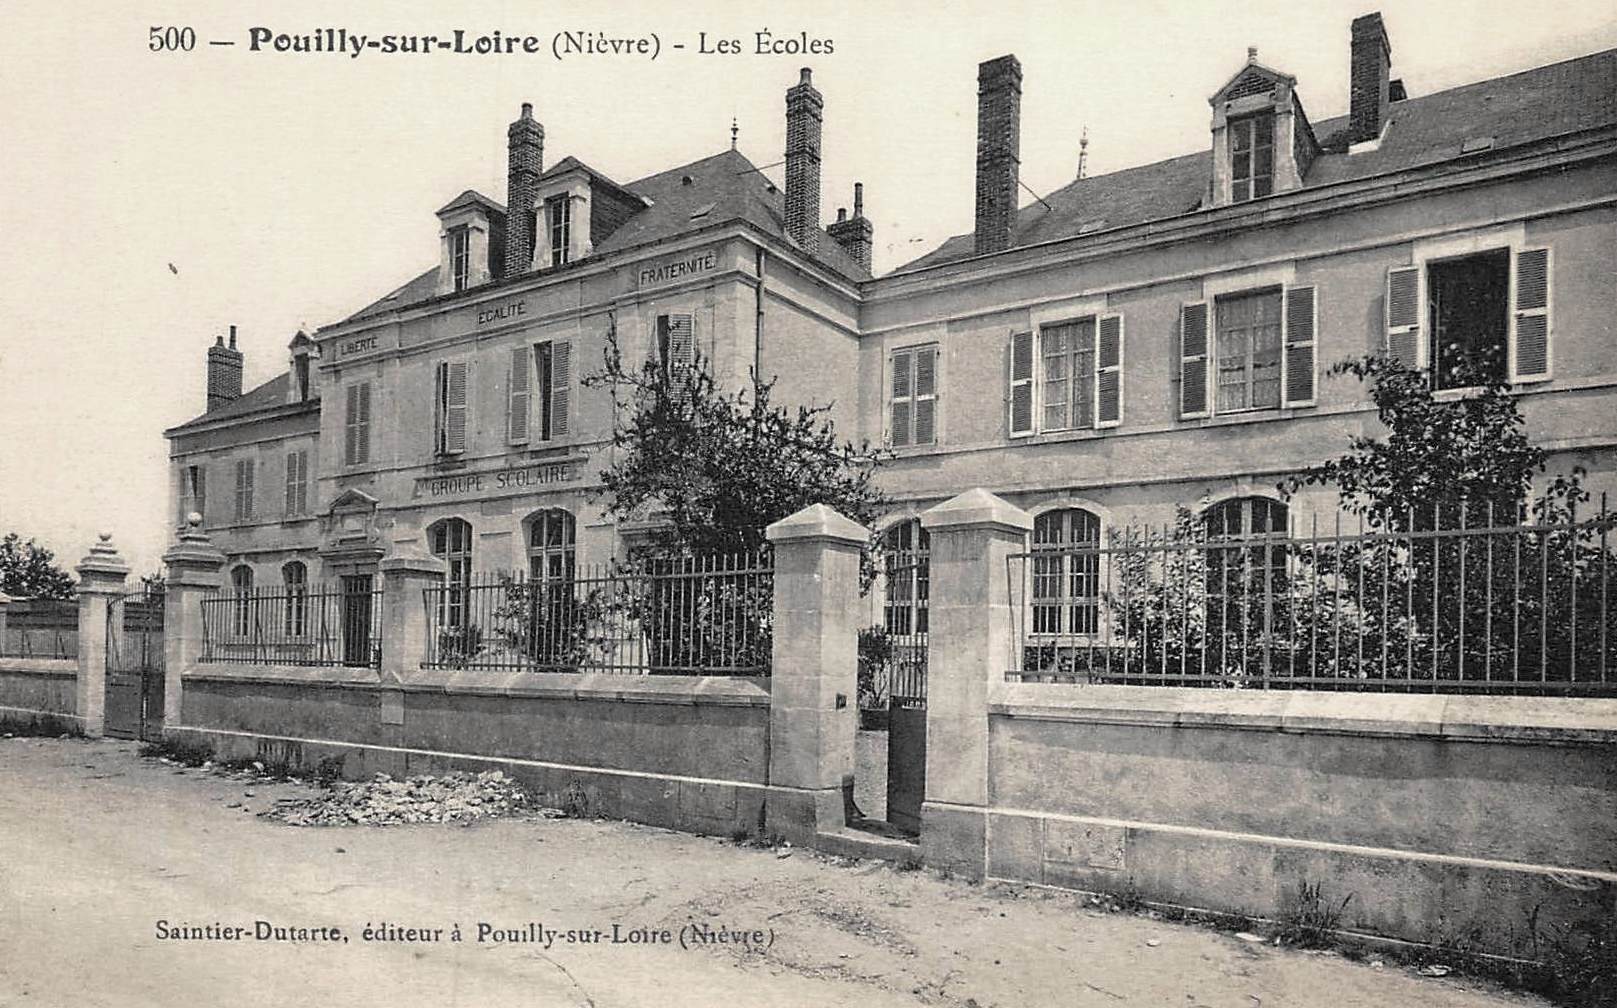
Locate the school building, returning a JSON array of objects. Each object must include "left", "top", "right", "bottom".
[{"left": 164, "top": 12, "right": 1617, "bottom": 621}]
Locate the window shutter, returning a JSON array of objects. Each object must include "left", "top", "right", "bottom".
[
  {"left": 355, "top": 382, "right": 371, "bottom": 464},
  {"left": 1510, "top": 247, "right": 1551, "bottom": 383},
  {"left": 1282, "top": 285, "right": 1317, "bottom": 407},
  {"left": 285, "top": 452, "right": 298, "bottom": 515},
  {"left": 1179, "top": 302, "right": 1210, "bottom": 419},
  {"left": 195, "top": 467, "right": 206, "bottom": 520},
  {"left": 551, "top": 340, "right": 572, "bottom": 437},
  {"left": 507, "top": 346, "right": 531, "bottom": 444},
  {"left": 445, "top": 361, "right": 469, "bottom": 453},
  {"left": 890, "top": 349, "right": 913, "bottom": 447},
  {"left": 236, "top": 459, "right": 254, "bottom": 521},
  {"left": 1096, "top": 314, "right": 1123, "bottom": 428},
  {"left": 345, "top": 384, "right": 359, "bottom": 464},
  {"left": 1385, "top": 266, "right": 1423, "bottom": 370},
  {"left": 913, "top": 346, "right": 938, "bottom": 445},
  {"left": 178, "top": 467, "right": 190, "bottom": 523},
  {"left": 667, "top": 314, "right": 694, "bottom": 402},
  {"left": 1008, "top": 331, "right": 1034, "bottom": 436}
]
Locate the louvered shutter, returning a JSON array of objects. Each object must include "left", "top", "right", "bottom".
[
  {"left": 890, "top": 349, "right": 913, "bottom": 447},
  {"left": 507, "top": 346, "right": 531, "bottom": 444},
  {"left": 445, "top": 361, "right": 469, "bottom": 453},
  {"left": 666, "top": 314, "right": 695, "bottom": 403},
  {"left": 1283, "top": 285, "right": 1317, "bottom": 407},
  {"left": 285, "top": 451, "right": 299, "bottom": 515},
  {"left": 1180, "top": 302, "right": 1210, "bottom": 419},
  {"left": 913, "top": 347, "right": 937, "bottom": 445},
  {"left": 177, "top": 467, "right": 190, "bottom": 524},
  {"left": 1510, "top": 247, "right": 1551, "bottom": 383},
  {"left": 355, "top": 382, "right": 371, "bottom": 464},
  {"left": 344, "top": 384, "right": 360, "bottom": 465},
  {"left": 194, "top": 467, "right": 206, "bottom": 520},
  {"left": 236, "top": 459, "right": 254, "bottom": 521},
  {"left": 551, "top": 340, "right": 572, "bottom": 437},
  {"left": 1385, "top": 266, "right": 1423, "bottom": 370},
  {"left": 1008, "top": 331, "right": 1034, "bottom": 436},
  {"left": 1096, "top": 314, "right": 1124, "bottom": 428}
]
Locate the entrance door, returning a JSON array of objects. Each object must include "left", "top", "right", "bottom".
[
  {"left": 105, "top": 589, "right": 165, "bottom": 740},
  {"left": 340, "top": 575, "right": 374, "bottom": 668},
  {"left": 880, "top": 520, "right": 929, "bottom": 836}
]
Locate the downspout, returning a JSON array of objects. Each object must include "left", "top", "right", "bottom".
[{"left": 754, "top": 247, "right": 766, "bottom": 379}]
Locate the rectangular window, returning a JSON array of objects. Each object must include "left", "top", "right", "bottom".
[
  {"left": 889, "top": 345, "right": 938, "bottom": 447},
  {"left": 529, "top": 340, "right": 571, "bottom": 441},
  {"left": 344, "top": 382, "right": 371, "bottom": 466},
  {"left": 1214, "top": 289, "right": 1283, "bottom": 412},
  {"left": 546, "top": 195, "right": 571, "bottom": 267},
  {"left": 284, "top": 450, "right": 308, "bottom": 517},
  {"left": 434, "top": 361, "right": 469, "bottom": 455},
  {"left": 1040, "top": 319, "right": 1096, "bottom": 432},
  {"left": 1230, "top": 113, "right": 1274, "bottom": 202},
  {"left": 180, "top": 464, "right": 206, "bottom": 523},
  {"left": 449, "top": 226, "right": 471, "bottom": 292},
  {"left": 1428, "top": 249, "right": 1509, "bottom": 390},
  {"left": 233, "top": 459, "right": 255, "bottom": 522}
]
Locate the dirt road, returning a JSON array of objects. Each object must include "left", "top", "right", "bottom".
[{"left": 0, "top": 737, "right": 1543, "bottom": 1007}]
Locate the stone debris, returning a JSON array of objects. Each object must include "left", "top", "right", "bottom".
[{"left": 260, "top": 771, "right": 553, "bottom": 827}]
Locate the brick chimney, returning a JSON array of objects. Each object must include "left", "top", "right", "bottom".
[
  {"left": 1349, "top": 13, "right": 1392, "bottom": 145},
  {"left": 206, "top": 325, "right": 244, "bottom": 411},
  {"left": 975, "top": 55, "right": 1022, "bottom": 257},
  {"left": 826, "top": 182, "right": 873, "bottom": 272},
  {"left": 784, "top": 68, "right": 823, "bottom": 252},
  {"left": 504, "top": 102, "right": 544, "bottom": 275}
]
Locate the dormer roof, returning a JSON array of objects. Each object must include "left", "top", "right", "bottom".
[{"left": 1210, "top": 60, "right": 1296, "bottom": 103}]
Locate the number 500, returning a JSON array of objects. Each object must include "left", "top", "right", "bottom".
[{"left": 149, "top": 26, "right": 196, "bottom": 52}]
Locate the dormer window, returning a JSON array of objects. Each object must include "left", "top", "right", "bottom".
[
  {"left": 545, "top": 195, "right": 572, "bottom": 267},
  {"left": 1230, "top": 112, "right": 1274, "bottom": 202},
  {"left": 293, "top": 354, "right": 311, "bottom": 401},
  {"left": 449, "top": 225, "right": 471, "bottom": 292}
]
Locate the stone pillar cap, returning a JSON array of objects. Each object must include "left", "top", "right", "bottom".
[
  {"left": 765, "top": 504, "right": 870, "bottom": 546},
  {"left": 379, "top": 544, "right": 447, "bottom": 576},
  {"left": 921, "top": 488, "right": 1033, "bottom": 533},
  {"left": 76, "top": 532, "right": 131, "bottom": 579},
  {"left": 162, "top": 515, "right": 226, "bottom": 570}
]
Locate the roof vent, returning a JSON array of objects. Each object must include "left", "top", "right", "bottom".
[
  {"left": 1460, "top": 136, "right": 1495, "bottom": 154},
  {"left": 689, "top": 202, "right": 715, "bottom": 220},
  {"left": 681, "top": 174, "right": 695, "bottom": 186}
]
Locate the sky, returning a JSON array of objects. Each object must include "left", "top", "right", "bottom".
[{"left": 1, "top": 0, "right": 1614, "bottom": 579}]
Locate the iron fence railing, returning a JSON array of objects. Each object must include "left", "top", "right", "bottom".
[
  {"left": 1, "top": 599, "right": 79, "bottom": 659},
  {"left": 423, "top": 551, "right": 773, "bottom": 675},
  {"left": 201, "top": 582, "right": 383, "bottom": 668},
  {"left": 860, "top": 546, "right": 930, "bottom": 709},
  {"left": 1008, "top": 501, "right": 1617, "bottom": 695}
]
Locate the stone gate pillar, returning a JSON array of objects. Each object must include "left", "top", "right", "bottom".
[
  {"left": 162, "top": 516, "right": 225, "bottom": 732},
  {"left": 378, "top": 545, "right": 446, "bottom": 681},
  {"left": 919, "top": 488, "right": 1031, "bottom": 879},
  {"left": 75, "top": 534, "right": 130, "bottom": 737},
  {"left": 764, "top": 503, "right": 870, "bottom": 844}
]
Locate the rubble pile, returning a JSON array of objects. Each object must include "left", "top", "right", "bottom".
[{"left": 262, "top": 771, "right": 545, "bottom": 827}]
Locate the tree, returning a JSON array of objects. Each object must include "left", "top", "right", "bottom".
[
  {"left": 585, "top": 332, "right": 890, "bottom": 555},
  {"left": 0, "top": 533, "right": 75, "bottom": 600},
  {"left": 582, "top": 332, "right": 891, "bottom": 673}
]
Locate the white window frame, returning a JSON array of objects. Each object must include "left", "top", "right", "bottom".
[{"left": 1405, "top": 224, "right": 1549, "bottom": 389}]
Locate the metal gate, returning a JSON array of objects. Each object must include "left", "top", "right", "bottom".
[
  {"left": 106, "top": 588, "right": 164, "bottom": 740},
  {"left": 881, "top": 527, "right": 929, "bottom": 836}
]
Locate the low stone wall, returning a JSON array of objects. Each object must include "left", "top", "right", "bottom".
[
  {"left": 985, "top": 685, "right": 1617, "bottom": 959},
  {"left": 169, "top": 663, "right": 773, "bottom": 837},
  {"left": 0, "top": 658, "right": 82, "bottom": 733}
]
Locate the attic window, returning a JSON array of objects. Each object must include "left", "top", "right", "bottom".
[
  {"left": 689, "top": 202, "right": 716, "bottom": 221},
  {"left": 1230, "top": 112, "right": 1274, "bottom": 202},
  {"left": 1460, "top": 136, "right": 1495, "bottom": 154}
]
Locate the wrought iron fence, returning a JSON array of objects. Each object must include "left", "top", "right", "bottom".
[
  {"left": 1008, "top": 501, "right": 1617, "bottom": 695},
  {"left": 1, "top": 599, "right": 79, "bottom": 659},
  {"left": 860, "top": 540, "right": 930, "bottom": 709},
  {"left": 200, "top": 581, "right": 383, "bottom": 668},
  {"left": 423, "top": 551, "right": 773, "bottom": 675}
]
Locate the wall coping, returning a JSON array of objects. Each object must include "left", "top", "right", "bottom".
[
  {"left": 185, "top": 661, "right": 770, "bottom": 706},
  {"left": 990, "top": 683, "right": 1617, "bottom": 745},
  {"left": 0, "top": 658, "right": 79, "bottom": 678}
]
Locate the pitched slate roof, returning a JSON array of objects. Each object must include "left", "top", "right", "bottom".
[
  {"left": 899, "top": 48, "right": 1617, "bottom": 272},
  {"left": 168, "top": 372, "right": 313, "bottom": 433},
  {"left": 335, "top": 149, "right": 869, "bottom": 328}
]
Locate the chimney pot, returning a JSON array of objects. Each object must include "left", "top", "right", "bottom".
[
  {"left": 853, "top": 181, "right": 864, "bottom": 217},
  {"left": 228, "top": 323, "right": 237, "bottom": 349},
  {"left": 974, "top": 54, "right": 1023, "bottom": 257},
  {"left": 1247, "top": 46, "right": 1259, "bottom": 62},
  {"left": 799, "top": 68, "right": 812, "bottom": 85}
]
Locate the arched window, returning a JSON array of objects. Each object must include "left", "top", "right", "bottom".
[
  {"left": 881, "top": 519, "right": 929, "bottom": 637},
  {"left": 427, "top": 518, "right": 473, "bottom": 628},
  {"left": 1031, "top": 508, "right": 1102, "bottom": 635},
  {"left": 1202, "top": 496, "right": 1289, "bottom": 645},
  {"left": 526, "top": 509, "right": 576, "bottom": 582},
  {"left": 281, "top": 561, "right": 308, "bottom": 636},
  {"left": 230, "top": 565, "right": 254, "bottom": 636}
]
